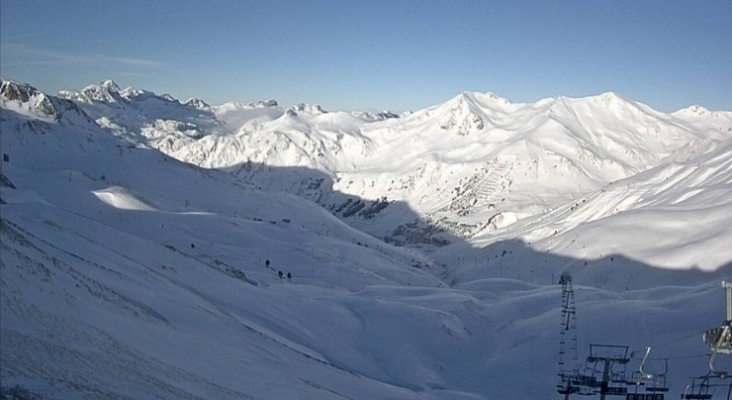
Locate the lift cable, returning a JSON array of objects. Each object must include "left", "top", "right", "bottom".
[
  {"left": 629, "top": 352, "right": 709, "bottom": 361},
  {"left": 626, "top": 329, "right": 709, "bottom": 361},
  {"left": 653, "top": 330, "right": 710, "bottom": 349}
]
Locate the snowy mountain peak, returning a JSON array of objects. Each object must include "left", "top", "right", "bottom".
[
  {"left": 453, "top": 91, "right": 515, "bottom": 112},
  {"left": 436, "top": 92, "right": 485, "bottom": 136},
  {"left": 84, "top": 79, "right": 122, "bottom": 99},
  {"left": 482, "top": 91, "right": 504, "bottom": 100},
  {"left": 373, "top": 110, "right": 399, "bottom": 120},
  {"left": 256, "top": 99, "right": 278, "bottom": 107},
  {"left": 473, "top": 91, "right": 512, "bottom": 105},
  {"left": 351, "top": 110, "right": 400, "bottom": 121},
  {"left": 1, "top": 78, "right": 64, "bottom": 121},
  {"left": 293, "top": 103, "right": 327, "bottom": 115},
  {"left": 57, "top": 79, "right": 126, "bottom": 104},
  {"left": 215, "top": 99, "right": 279, "bottom": 111},
  {"left": 160, "top": 93, "right": 178, "bottom": 102},
  {"left": 99, "top": 78, "right": 121, "bottom": 92},
  {"left": 1, "top": 78, "right": 95, "bottom": 125},
  {"left": 0, "top": 79, "right": 40, "bottom": 104},
  {"left": 184, "top": 97, "right": 211, "bottom": 109},
  {"left": 671, "top": 105, "right": 732, "bottom": 138},
  {"left": 120, "top": 86, "right": 158, "bottom": 102},
  {"left": 591, "top": 91, "right": 636, "bottom": 107},
  {"left": 685, "top": 104, "right": 711, "bottom": 115},
  {"left": 453, "top": 92, "right": 476, "bottom": 106}
]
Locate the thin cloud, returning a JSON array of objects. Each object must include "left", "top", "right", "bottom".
[
  {"left": 0, "top": 32, "right": 65, "bottom": 42},
  {"left": 2, "top": 32, "right": 134, "bottom": 47},
  {"left": 0, "top": 43, "right": 170, "bottom": 68}
]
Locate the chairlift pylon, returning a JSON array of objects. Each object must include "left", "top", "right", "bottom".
[{"left": 702, "top": 281, "right": 732, "bottom": 378}]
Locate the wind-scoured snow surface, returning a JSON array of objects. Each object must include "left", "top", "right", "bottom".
[{"left": 1, "top": 78, "right": 732, "bottom": 399}]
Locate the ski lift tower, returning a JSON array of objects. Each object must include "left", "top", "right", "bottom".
[
  {"left": 558, "top": 273, "right": 579, "bottom": 373},
  {"left": 702, "top": 281, "right": 732, "bottom": 377},
  {"left": 557, "top": 272, "right": 581, "bottom": 398}
]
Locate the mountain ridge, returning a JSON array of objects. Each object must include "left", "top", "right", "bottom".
[
  {"left": 32, "top": 78, "right": 732, "bottom": 264},
  {"left": 2, "top": 78, "right": 732, "bottom": 400}
]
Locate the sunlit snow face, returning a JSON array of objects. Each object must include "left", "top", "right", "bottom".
[{"left": 2, "top": 77, "right": 731, "bottom": 400}]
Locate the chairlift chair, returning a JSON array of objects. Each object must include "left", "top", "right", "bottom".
[
  {"left": 680, "top": 377, "right": 714, "bottom": 400},
  {"left": 639, "top": 347, "right": 669, "bottom": 394},
  {"left": 622, "top": 347, "right": 669, "bottom": 400},
  {"left": 557, "top": 370, "right": 582, "bottom": 395},
  {"left": 644, "top": 375, "right": 669, "bottom": 394},
  {"left": 704, "top": 325, "right": 732, "bottom": 355},
  {"left": 626, "top": 374, "right": 667, "bottom": 399},
  {"left": 625, "top": 394, "right": 665, "bottom": 400}
]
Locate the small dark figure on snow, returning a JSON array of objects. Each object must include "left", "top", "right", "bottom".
[
  {"left": 265, "top": 259, "right": 270, "bottom": 267},
  {"left": 287, "top": 272, "right": 292, "bottom": 280},
  {"left": 278, "top": 270, "right": 283, "bottom": 280},
  {"left": 191, "top": 243, "right": 195, "bottom": 249}
]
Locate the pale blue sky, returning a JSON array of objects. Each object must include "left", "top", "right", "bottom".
[{"left": 1, "top": 0, "right": 730, "bottom": 112}]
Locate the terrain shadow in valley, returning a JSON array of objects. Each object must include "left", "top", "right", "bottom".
[
  {"left": 441, "top": 237, "right": 732, "bottom": 291},
  {"left": 219, "top": 160, "right": 732, "bottom": 292}
]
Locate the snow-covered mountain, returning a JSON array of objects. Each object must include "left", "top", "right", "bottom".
[
  {"left": 1, "top": 79, "right": 97, "bottom": 128},
  {"left": 55, "top": 79, "right": 732, "bottom": 265},
  {"left": 2, "top": 78, "right": 732, "bottom": 399}
]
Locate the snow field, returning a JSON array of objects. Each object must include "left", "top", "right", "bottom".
[{"left": 2, "top": 78, "right": 732, "bottom": 399}]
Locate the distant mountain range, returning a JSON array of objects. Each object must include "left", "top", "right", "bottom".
[
  {"left": 2, "top": 78, "right": 731, "bottom": 399},
  {"left": 49, "top": 78, "right": 732, "bottom": 274}
]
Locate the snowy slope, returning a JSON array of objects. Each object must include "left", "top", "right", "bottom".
[
  {"left": 445, "top": 137, "right": 732, "bottom": 288},
  {"left": 58, "top": 80, "right": 732, "bottom": 267},
  {"left": 2, "top": 79, "right": 732, "bottom": 399}
]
